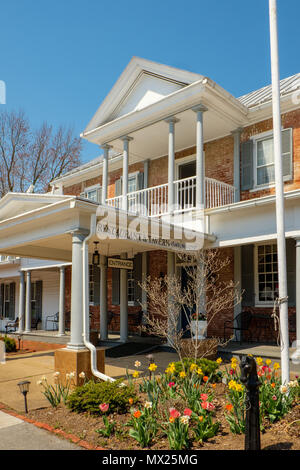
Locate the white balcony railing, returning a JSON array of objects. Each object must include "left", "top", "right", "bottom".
[{"left": 106, "top": 176, "right": 235, "bottom": 217}]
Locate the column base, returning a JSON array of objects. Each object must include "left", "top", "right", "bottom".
[
  {"left": 54, "top": 347, "right": 105, "bottom": 386},
  {"left": 291, "top": 341, "right": 300, "bottom": 365}
]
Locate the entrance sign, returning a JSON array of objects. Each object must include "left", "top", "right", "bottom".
[{"left": 108, "top": 258, "right": 133, "bottom": 270}]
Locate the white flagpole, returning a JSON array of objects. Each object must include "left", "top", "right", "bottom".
[{"left": 268, "top": 0, "right": 290, "bottom": 384}]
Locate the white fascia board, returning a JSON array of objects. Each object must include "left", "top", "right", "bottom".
[
  {"left": 245, "top": 93, "right": 300, "bottom": 125},
  {"left": 82, "top": 80, "right": 249, "bottom": 145}
]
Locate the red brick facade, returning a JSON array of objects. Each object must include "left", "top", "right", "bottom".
[{"left": 62, "top": 109, "right": 300, "bottom": 342}]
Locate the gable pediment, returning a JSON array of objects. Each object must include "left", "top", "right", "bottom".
[
  {"left": 108, "top": 71, "right": 186, "bottom": 121},
  {"left": 83, "top": 57, "right": 203, "bottom": 134}
]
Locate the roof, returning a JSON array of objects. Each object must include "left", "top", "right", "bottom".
[{"left": 238, "top": 72, "right": 300, "bottom": 108}]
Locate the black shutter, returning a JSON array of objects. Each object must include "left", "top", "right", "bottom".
[
  {"left": 0, "top": 284, "right": 4, "bottom": 317},
  {"left": 241, "top": 140, "right": 254, "bottom": 190},
  {"left": 93, "top": 265, "right": 100, "bottom": 306},
  {"left": 286, "top": 238, "right": 296, "bottom": 306},
  {"left": 241, "top": 244, "right": 255, "bottom": 306},
  {"left": 111, "top": 268, "right": 120, "bottom": 305},
  {"left": 36, "top": 280, "right": 43, "bottom": 321},
  {"left": 133, "top": 253, "right": 142, "bottom": 305},
  {"left": 9, "top": 282, "right": 15, "bottom": 319}
]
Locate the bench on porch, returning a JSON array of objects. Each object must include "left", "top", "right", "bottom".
[
  {"left": 5, "top": 317, "right": 19, "bottom": 334},
  {"left": 223, "top": 311, "right": 253, "bottom": 344},
  {"left": 45, "top": 312, "right": 59, "bottom": 331}
]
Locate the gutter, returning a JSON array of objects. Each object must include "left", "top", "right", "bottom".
[{"left": 82, "top": 213, "right": 115, "bottom": 382}]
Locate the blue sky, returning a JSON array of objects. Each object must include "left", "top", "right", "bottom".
[{"left": 1, "top": 0, "right": 299, "bottom": 161}]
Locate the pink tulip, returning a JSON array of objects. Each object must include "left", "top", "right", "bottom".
[
  {"left": 99, "top": 403, "right": 109, "bottom": 413},
  {"left": 168, "top": 382, "right": 175, "bottom": 388},
  {"left": 201, "top": 401, "right": 215, "bottom": 411},
  {"left": 183, "top": 408, "right": 192, "bottom": 416},
  {"left": 169, "top": 408, "right": 181, "bottom": 419},
  {"left": 200, "top": 393, "right": 208, "bottom": 402}
]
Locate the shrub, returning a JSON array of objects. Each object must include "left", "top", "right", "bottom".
[
  {"left": 0, "top": 335, "right": 16, "bottom": 352},
  {"left": 67, "top": 379, "right": 137, "bottom": 415},
  {"left": 173, "top": 358, "right": 221, "bottom": 382}
]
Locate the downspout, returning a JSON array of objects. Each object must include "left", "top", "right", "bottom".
[{"left": 82, "top": 213, "right": 115, "bottom": 382}]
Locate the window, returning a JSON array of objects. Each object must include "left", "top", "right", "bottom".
[
  {"left": 81, "top": 185, "right": 102, "bottom": 203},
  {"left": 0, "top": 283, "right": 15, "bottom": 319},
  {"left": 89, "top": 264, "right": 95, "bottom": 304},
  {"left": 254, "top": 129, "right": 292, "bottom": 187},
  {"left": 255, "top": 244, "right": 278, "bottom": 304},
  {"left": 127, "top": 269, "right": 135, "bottom": 303}
]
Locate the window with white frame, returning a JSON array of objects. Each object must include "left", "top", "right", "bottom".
[
  {"left": 81, "top": 185, "right": 102, "bottom": 203},
  {"left": 255, "top": 244, "right": 278, "bottom": 304},
  {"left": 254, "top": 129, "right": 292, "bottom": 188}
]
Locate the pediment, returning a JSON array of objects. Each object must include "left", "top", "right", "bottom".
[
  {"left": 83, "top": 57, "right": 203, "bottom": 134},
  {"left": 108, "top": 71, "right": 186, "bottom": 121}
]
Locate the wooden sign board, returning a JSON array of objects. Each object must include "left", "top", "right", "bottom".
[{"left": 108, "top": 258, "right": 133, "bottom": 270}]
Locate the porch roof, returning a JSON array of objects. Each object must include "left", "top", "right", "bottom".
[{"left": 0, "top": 193, "right": 212, "bottom": 261}]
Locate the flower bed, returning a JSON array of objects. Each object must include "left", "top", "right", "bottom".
[{"left": 29, "top": 357, "right": 300, "bottom": 451}]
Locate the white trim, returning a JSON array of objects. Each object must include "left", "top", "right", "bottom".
[{"left": 254, "top": 241, "right": 278, "bottom": 307}]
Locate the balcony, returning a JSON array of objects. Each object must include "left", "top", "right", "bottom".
[{"left": 106, "top": 176, "right": 235, "bottom": 217}]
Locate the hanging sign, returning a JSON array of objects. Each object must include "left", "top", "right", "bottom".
[{"left": 108, "top": 258, "right": 133, "bottom": 270}]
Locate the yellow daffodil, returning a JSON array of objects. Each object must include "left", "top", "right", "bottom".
[
  {"left": 273, "top": 362, "right": 280, "bottom": 370},
  {"left": 190, "top": 363, "right": 197, "bottom": 372},
  {"left": 256, "top": 357, "right": 264, "bottom": 366},
  {"left": 133, "top": 371, "right": 140, "bottom": 378},
  {"left": 179, "top": 371, "right": 186, "bottom": 378},
  {"left": 148, "top": 363, "right": 157, "bottom": 372},
  {"left": 216, "top": 358, "right": 222, "bottom": 365},
  {"left": 197, "top": 368, "right": 203, "bottom": 376},
  {"left": 265, "top": 359, "right": 272, "bottom": 366}
]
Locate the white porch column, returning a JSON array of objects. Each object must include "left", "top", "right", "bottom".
[
  {"left": 101, "top": 144, "right": 111, "bottom": 205},
  {"left": 121, "top": 136, "right": 133, "bottom": 211},
  {"left": 292, "top": 238, "right": 300, "bottom": 363},
  {"left": 58, "top": 266, "right": 65, "bottom": 336},
  {"left": 24, "top": 271, "right": 31, "bottom": 333},
  {"left": 192, "top": 105, "right": 207, "bottom": 209},
  {"left": 232, "top": 128, "right": 243, "bottom": 203},
  {"left": 120, "top": 252, "right": 128, "bottom": 342},
  {"left": 165, "top": 117, "right": 179, "bottom": 214},
  {"left": 18, "top": 271, "right": 25, "bottom": 334},
  {"left": 100, "top": 254, "right": 108, "bottom": 340},
  {"left": 167, "top": 251, "right": 176, "bottom": 346},
  {"left": 67, "top": 231, "right": 87, "bottom": 350}
]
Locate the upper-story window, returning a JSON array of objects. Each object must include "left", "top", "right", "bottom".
[
  {"left": 241, "top": 128, "right": 293, "bottom": 191},
  {"left": 81, "top": 184, "right": 102, "bottom": 203}
]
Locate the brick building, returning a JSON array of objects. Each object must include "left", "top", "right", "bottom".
[{"left": 0, "top": 57, "right": 299, "bottom": 372}]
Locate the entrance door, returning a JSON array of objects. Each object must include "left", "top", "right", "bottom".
[
  {"left": 177, "top": 161, "right": 196, "bottom": 210},
  {"left": 181, "top": 266, "right": 196, "bottom": 337}
]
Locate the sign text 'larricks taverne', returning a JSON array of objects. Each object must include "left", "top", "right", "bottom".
[{"left": 107, "top": 258, "right": 134, "bottom": 270}]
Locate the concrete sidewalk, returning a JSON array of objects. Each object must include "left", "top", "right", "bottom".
[{"left": 0, "top": 410, "right": 81, "bottom": 450}]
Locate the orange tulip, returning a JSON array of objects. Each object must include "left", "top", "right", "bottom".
[{"left": 133, "top": 410, "right": 141, "bottom": 418}]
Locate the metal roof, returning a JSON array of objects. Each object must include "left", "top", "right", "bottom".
[{"left": 238, "top": 73, "right": 300, "bottom": 108}]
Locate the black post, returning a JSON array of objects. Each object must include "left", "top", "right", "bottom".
[
  {"left": 23, "top": 392, "right": 28, "bottom": 414},
  {"left": 240, "top": 355, "right": 261, "bottom": 450}
]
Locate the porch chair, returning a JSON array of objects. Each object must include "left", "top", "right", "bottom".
[
  {"left": 5, "top": 317, "right": 19, "bottom": 334},
  {"left": 45, "top": 312, "right": 59, "bottom": 331},
  {"left": 223, "top": 310, "right": 253, "bottom": 344}
]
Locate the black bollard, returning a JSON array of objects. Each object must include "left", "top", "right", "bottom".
[{"left": 240, "top": 355, "right": 261, "bottom": 451}]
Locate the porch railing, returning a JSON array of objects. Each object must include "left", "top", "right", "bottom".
[{"left": 106, "top": 176, "right": 235, "bottom": 217}]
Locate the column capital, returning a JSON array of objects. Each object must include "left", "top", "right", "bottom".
[
  {"left": 164, "top": 116, "right": 180, "bottom": 124},
  {"left": 120, "top": 135, "right": 133, "bottom": 143},
  {"left": 100, "top": 143, "right": 112, "bottom": 151},
  {"left": 191, "top": 104, "right": 208, "bottom": 114},
  {"left": 70, "top": 229, "right": 89, "bottom": 242},
  {"left": 231, "top": 127, "right": 243, "bottom": 136}
]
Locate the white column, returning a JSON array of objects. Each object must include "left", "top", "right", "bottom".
[
  {"left": 58, "top": 266, "right": 65, "bottom": 336},
  {"left": 18, "top": 271, "right": 25, "bottom": 334},
  {"left": 292, "top": 238, "right": 300, "bottom": 363},
  {"left": 167, "top": 251, "right": 175, "bottom": 346},
  {"left": 100, "top": 254, "right": 108, "bottom": 340},
  {"left": 120, "top": 252, "right": 128, "bottom": 342},
  {"left": 231, "top": 128, "right": 243, "bottom": 203},
  {"left": 192, "top": 105, "right": 207, "bottom": 208},
  {"left": 67, "top": 231, "right": 87, "bottom": 350},
  {"left": 24, "top": 271, "right": 31, "bottom": 333},
  {"left": 165, "top": 117, "right": 179, "bottom": 214},
  {"left": 121, "top": 136, "right": 133, "bottom": 211},
  {"left": 101, "top": 144, "right": 111, "bottom": 205}
]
